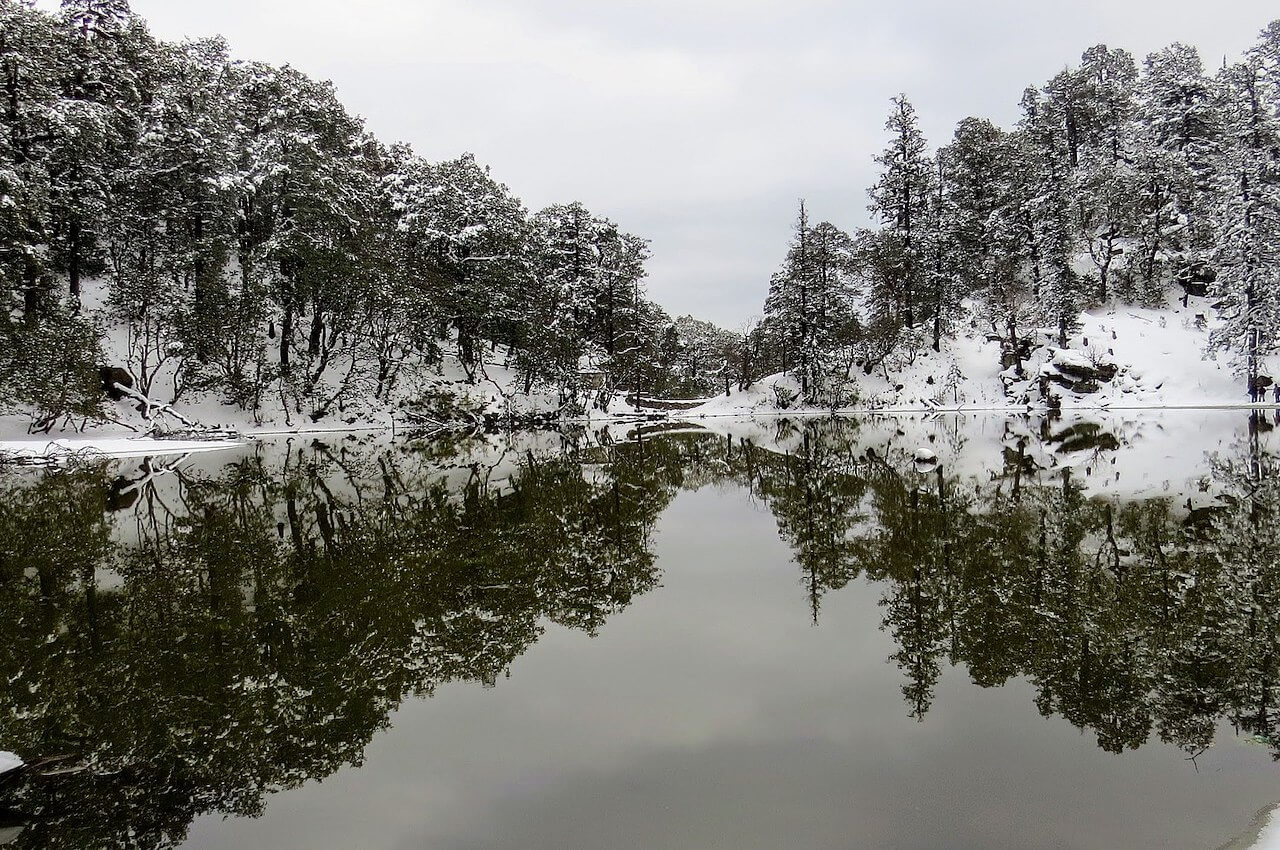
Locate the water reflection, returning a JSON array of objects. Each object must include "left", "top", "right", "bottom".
[{"left": 0, "top": 413, "right": 1277, "bottom": 848}]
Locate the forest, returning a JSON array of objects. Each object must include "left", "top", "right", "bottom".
[
  {"left": 0, "top": 0, "right": 740, "bottom": 432},
  {"left": 3, "top": 1, "right": 1280, "bottom": 432},
  {"left": 754, "top": 23, "right": 1280, "bottom": 405}
]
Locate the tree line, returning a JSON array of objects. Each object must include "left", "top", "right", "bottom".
[
  {"left": 753, "top": 23, "right": 1280, "bottom": 403},
  {"left": 0, "top": 0, "right": 737, "bottom": 431}
]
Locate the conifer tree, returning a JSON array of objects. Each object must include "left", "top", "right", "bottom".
[
  {"left": 1210, "top": 34, "right": 1280, "bottom": 400},
  {"left": 867, "top": 96, "right": 933, "bottom": 334}
]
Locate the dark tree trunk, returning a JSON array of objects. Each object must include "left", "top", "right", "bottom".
[
  {"left": 68, "top": 219, "right": 81, "bottom": 301},
  {"left": 308, "top": 309, "right": 324, "bottom": 356},
  {"left": 281, "top": 301, "right": 293, "bottom": 376}
]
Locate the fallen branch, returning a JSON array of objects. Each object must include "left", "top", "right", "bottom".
[{"left": 112, "top": 382, "right": 198, "bottom": 430}]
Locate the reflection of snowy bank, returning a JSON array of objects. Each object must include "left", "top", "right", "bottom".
[
  {"left": 1217, "top": 804, "right": 1280, "bottom": 850},
  {"left": 1254, "top": 808, "right": 1280, "bottom": 850},
  {"left": 0, "top": 437, "right": 243, "bottom": 464},
  {"left": 686, "top": 408, "right": 1278, "bottom": 513}
]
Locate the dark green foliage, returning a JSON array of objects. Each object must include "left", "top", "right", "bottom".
[
  {"left": 0, "top": 435, "right": 674, "bottom": 848},
  {"left": 0, "top": 305, "right": 103, "bottom": 430}
]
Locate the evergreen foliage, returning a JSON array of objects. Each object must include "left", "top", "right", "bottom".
[
  {"left": 0, "top": 0, "right": 722, "bottom": 428},
  {"left": 747, "top": 21, "right": 1280, "bottom": 399}
]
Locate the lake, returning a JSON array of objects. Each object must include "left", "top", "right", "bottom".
[{"left": 2, "top": 410, "right": 1280, "bottom": 849}]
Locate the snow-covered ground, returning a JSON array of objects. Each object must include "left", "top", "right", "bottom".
[
  {"left": 0, "top": 750, "right": 22, "bottom": 774},
  {"left": 3, "top": 284, "right": 1273, "bottom": 445},
  {"left": 691, "top": 294, "right": 1273, "bottom": 418},
  {"left": 0, "top": 276, "right": 666, "bottom": 444}
]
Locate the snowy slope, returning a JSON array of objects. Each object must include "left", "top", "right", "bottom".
[{"left": 691, "top": 294, "right": 1268, "bottom": 418}]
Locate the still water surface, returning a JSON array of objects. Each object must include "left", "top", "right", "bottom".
[{"left": 3, "top": 412, "right": 1280, "bottom": 849}]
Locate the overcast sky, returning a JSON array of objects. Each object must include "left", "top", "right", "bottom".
[{"left": 38, "top": 0, "right": 1280, "bottom": 327}]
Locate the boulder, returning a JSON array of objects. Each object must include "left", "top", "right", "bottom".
[
  {"left": 99, "top": 366, "right": 133, "bottom": 401},
  {"left": 1047, "top": 349, "right": 1117, "bottom": 393}
]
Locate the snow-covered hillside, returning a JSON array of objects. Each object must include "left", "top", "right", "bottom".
[{"left": 692, "top": 295, "right": 1272, "bottom": 418}]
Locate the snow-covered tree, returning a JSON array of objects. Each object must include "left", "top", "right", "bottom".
[
  {"left": 867, "top": 95, "right": 933, "bottom": 332},
  {"left": 1210, "top": 36, "right": 1280, "bottom": 400},
  {"left": 1131, "top": 44, "right": 1223, "bottom": 298},
  {"left": 1019, "top": 86, "right": 1088, "bottom": 345},
  {"left": 764, "top": 202, "right": 857, "bottom": 401}
]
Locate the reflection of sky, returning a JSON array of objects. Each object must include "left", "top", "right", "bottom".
[{"left": 183, "top": 485, "right": 1280, "bottom": 850}]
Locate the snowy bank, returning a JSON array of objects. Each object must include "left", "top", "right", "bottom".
[{"left": 690, "top": 296, "right": 1273, "bottom": 418}]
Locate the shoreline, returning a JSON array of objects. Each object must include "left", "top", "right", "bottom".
[{"left": 3, "top": 402, "right": 1277, "bottom": 464}]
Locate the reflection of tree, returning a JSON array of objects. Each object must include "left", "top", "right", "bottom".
[
  {"left": 677, "top": 415, "right": 1280, "bottom": 755},
  {"left": 757, "top": 421, "right": 867, "bottom": 623},
  {"left": 6, "top": 415, "right": 1280, "bottom": 847},
  {"left": 0, "top": 435, "right": 676, "bottom": 849}
]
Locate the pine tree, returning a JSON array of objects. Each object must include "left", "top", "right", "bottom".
[
  {"left": 867, "top": 95, "right": 933, "bottom": 333},
  {"left": 51, "top": 0, "right": 154, "bottom": 302},
  {"left": 1073, "top": 46, "right": 1140, "bottom": 302},
  {"left": 1210, "top": 32, "right": 1280, "bottom": 400},
  {"left": 0, "top": 1, "right": 62, "bottom": 315},
  {"left": 1019, "top": 86, "right": 1087, "bottom": 346},
  {"left": 763, "top": 203, "right": 856, "bottom": 402},
  {"left": 1133, "top": 44, "right": 1223, "bottom": 298}
]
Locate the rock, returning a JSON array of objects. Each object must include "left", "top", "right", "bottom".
[
  {"left": 99, "top": 366, "right": 133, "bottom": 401},
  {"left": 912, "top": 447, "right": 938, "bottom": 474},
  {"left": 1055, "top": 360, "right": 1118, "bottom": 383},
  {"left": 1047, "top": 350, "right": 1117, "bottom": 393},
  {"left": 1179, "top": 279, "right": 1210, "bottom": 298}
]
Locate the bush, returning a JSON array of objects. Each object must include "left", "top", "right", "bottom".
[{"left": 0, "top": 308, "right": 106, "bottom": 431}]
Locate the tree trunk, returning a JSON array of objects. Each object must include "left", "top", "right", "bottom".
[
  {"left": 308, "top": 309, "right": 324, "bottom": 356},
  {"left": 68, "top": 219, "right": 81, "bottom": 302},
  {"left": 281, "top": 301, "right": 293, "bottom": 377}
]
